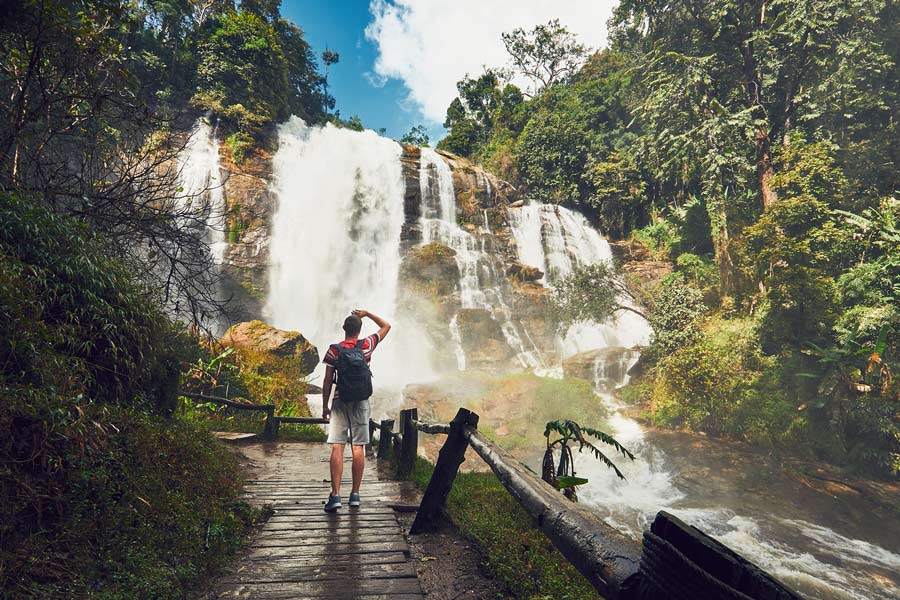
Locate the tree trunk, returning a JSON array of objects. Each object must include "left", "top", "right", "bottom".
[{"left": 756, "top": 126, "right": 778, "bottom": 209}]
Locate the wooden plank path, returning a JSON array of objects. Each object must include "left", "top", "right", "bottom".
[{"left": 211, "top": 443, "right": 424, "bottom": 600}]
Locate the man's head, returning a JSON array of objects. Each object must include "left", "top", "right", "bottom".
[{"left": 343, "top": 314, "right": 362, "bottom": 338}]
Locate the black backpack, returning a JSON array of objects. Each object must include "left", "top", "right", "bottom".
[{"left": 331, "top": 340, "right": 373, "bottom": 403}]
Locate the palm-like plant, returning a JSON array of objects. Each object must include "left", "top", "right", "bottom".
[{"left": 542, "top": 420, "right": 634, "bottom": 502}]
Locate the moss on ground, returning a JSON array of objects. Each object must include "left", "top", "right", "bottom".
[{"left": 410, "top": 458, "right": 601, "bottom": 600}]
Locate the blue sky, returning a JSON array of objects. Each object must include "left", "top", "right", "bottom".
[
  {"left": 281, "top": 0, "right": 443, "bottom": 142},
  {"left": 280, "top": 1, "right": 616, "bottom": 144}
]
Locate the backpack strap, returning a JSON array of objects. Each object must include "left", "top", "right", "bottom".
[{"left": 354, "top": 339, "right": 366, "bottom": 350}]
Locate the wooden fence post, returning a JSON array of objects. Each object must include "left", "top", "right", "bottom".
[
  {"left": 377, "top": 419, "right": 394, "bottom": 459},
  {"left": 410, "top": 407, "right": 478, "bottom": 534},
  {"left": 263, "top": 407, "right": 278, "bottom": 440},
  {"left": 366, "top": 419, "right": 378, "bottom": 457},
  {"left": 397, "top": 408, "right": 418, "bottom": 478}
]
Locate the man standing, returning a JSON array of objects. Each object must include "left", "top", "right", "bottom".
[{"left": 321, "top": 309, "right": 391, "bottom": 512}]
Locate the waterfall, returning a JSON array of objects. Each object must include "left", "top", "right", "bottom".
[
  {"left": 418, "top": 148, "right": 542, "bottom": 369},
  {"left": 176, "top": 118, "right": 227, "bottom": 264},
  {"left": 509, "top": 202, "right": 900, "bottom": 599},
  {"left": 265, "top": 117, "right": 436, "bottom": 407},
  {"left": 508, "top": 203, "right": 651, "bottom": 355}
]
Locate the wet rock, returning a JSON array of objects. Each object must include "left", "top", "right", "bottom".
[
  {"left": 222, "top": 320, "right": 319, "bottom": 377},
  {"left": 507, "top": 262, "right": 544, "bottom": 282},
  {"left": 455, "top": 308, "right": 515, "bottom": 370},
  {"left": 220, "top": 148, "right": 274, "bottom": 321},
  {"left": 399, "top": 242, "right": 459, "bottom": 299},
  {"left": 562, "top": 347, "right": 641, "bottom": 391}
]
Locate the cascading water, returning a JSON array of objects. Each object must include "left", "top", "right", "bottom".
[
  {"left": 509, "top": 202, "right": 900, "bottom": 599},
  {"left": 418, "top": 148, "right": 542, "bottom": 369},
  {"left": 508, "top": 203, "right": 650, "bottom": 355},
  {"left": 176, "top": 118, "right": 227, "bottom": 264},
  {"left": 265, "top": 117, "right": 436, "bottom": 412}
]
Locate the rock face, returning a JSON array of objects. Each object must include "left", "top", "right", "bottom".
[
  {"left": 455, "top": 308, "right": 515, "bottom": 371},
  {"left": 222, "top": 320, "right": 319, "bottom": 378},
  {"left": 399, "top": 242, "right": 459, "bottom": 302},
  {"left": 562, "top": 347, "right": 641, "bottom": 392},
  {"left": 219, "top": 148, "right": 274, "bottom": 323},
  {"left": 507, "top": 262, "right": 544, "bottom": 282}
]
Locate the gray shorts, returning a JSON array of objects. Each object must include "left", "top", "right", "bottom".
[{"left": 327, "top": 399, "right": 371, "bottom": 445}]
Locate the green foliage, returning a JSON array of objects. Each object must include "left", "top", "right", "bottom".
[
  {"left": 192, "top": 10, "right": 288, "bottom": 131},
  {"left": 676, "top": 253, "right": 719, "bottom": 290},
  {"left": 633, "top": 221, "right": 680, "bottom": 259},
  {"left": 410, "top": 458, "right": 600, "bottom": 599},
  {"left": 551, "top": 262, "right": 646, "bottom": 326},
  {"left": 651, "top": 318, "right": 798, "bottom": 441},
  {"left": 400, "top": 124, "right": 430, "bottom": 146},
  {"left": 225, "top": 131, "right": 255, "bottom": 164},
  {"left": 542, "top": 420, "right": 634, "bottom": 494},
  {"left": 0, "top": 391, "right": 260, "bottom": 598},
  {"left": 646, "top": 275, "right": 707, "bottom": 360},
  {"left": 502, "top": 18, "right": 589, "bottom": 94},
  {"left": 0, "top": 193, "right": 189, "bottom": 414}
]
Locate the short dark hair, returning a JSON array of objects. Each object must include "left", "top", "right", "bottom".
[{"left": 343, "top": 314, "right": 362, "bottom": 337}]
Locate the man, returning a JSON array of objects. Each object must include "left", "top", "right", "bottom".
[{"left": 321, "top": 309, "right": 391, "bottom": 512}]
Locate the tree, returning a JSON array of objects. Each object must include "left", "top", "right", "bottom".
[
  {"left": 321, "top": 48, "right": 339, "bottom": 116},
  {"left": 502, "top": 19, "right": 589, "bottom": 96},
  {"left": 551, "top": 262, "right": 648, "bottom": 325},
  {"left": 192, "top": 9, "right": 290, "bottom": 131},
  {"left": 400, "top": 125, "right": 429, "bottom": 146},
  {"left": 614, "top": 0, "right": 892, "bottom": 294}
]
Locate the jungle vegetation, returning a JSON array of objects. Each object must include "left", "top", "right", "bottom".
[{"left": 440, "top": 6, "right": 900, "bottom": 478}]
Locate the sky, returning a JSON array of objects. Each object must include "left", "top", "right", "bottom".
[{"left": 280, "top": 0, "right": 618, "bottom": 143}]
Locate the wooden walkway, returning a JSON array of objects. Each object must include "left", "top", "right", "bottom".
[{"left": 212, "top": 443, "right": 424, "bottom": 600}]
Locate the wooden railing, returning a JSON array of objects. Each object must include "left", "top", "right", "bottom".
[
  {"left": 371, "top": 406, "right": 800, "bottom": 600},
  {"left": 180, "top": 393, "right": 327, "bottom": 440}
]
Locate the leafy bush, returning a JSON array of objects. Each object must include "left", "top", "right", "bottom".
[
  {"left": 633, "top": 220, "right": 680, "bottom": 259},
  {"left": 651, "top": 319, "right": 797, "bottom": 442},
  {"left": 646, "top": 275, "right": 706, "bottom": 361},
  {"left": 675, "top": 253, "right": 719, "bottom": 289},
  {"left": 0, "top": 391, "right": 260, "bottom": 598},
  {"left": 225, "top": 131, "right": 255, "bottom": 164},
  {"left": 0, "top": 193, "right": 260, "bottom": 596},
  {"left": 0, "top": 193, "right": 189, "bottom": 414}
]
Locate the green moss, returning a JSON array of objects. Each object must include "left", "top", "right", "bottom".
[
  {"left": 411, "top": 458, "right": 600, "bottom": 600},
  {"left": 224, "top": 132, "right": 254, "bottom": 164}
]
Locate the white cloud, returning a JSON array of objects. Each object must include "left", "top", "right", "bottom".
[{"left": 365, "top": 0, "right": 617, "bottom": 123}]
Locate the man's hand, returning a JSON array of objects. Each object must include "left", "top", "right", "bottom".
[
  {"left": 352, "top": 309, "right": 369, "bottom": 319},
  {"left": 322, "top": 406, "right": 331, "bottom": 422},
  {"left": 354, "top": 309, "right": 391, "bottom": 341}
]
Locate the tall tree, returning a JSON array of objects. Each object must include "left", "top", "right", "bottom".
[
  {"left": 502, "top": 19, "right": 589, "bottom": 96},
  {"left": 613, "top": 0, "right": 891, "bottom": 292}
]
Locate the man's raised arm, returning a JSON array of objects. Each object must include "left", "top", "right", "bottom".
[{"left": 352, "top": 309, "right": 391, "bottom": 341}]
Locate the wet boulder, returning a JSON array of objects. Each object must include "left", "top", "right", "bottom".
[{"left": 221, "top": 320, "right": 319, "bottom": 378}]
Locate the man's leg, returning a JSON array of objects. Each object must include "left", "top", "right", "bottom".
[
  {"left": 330, "top": 443, "right": 345, "bottom": 496},
  {"left": 350, "top": 444, "right": 365, "bottom": 494}
]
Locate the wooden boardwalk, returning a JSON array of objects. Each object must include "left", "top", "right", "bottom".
[{"left": 212, "top": 442, "right": 424, "bottom": 600}]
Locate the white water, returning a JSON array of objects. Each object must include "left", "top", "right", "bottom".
[
  {"left": 265, "top": 117, "right": 437, "bottom": 411},
  {"left": 508, "top": 202, "right": 651, "bottom": 356},
  {"left": 418, "top": 148, "right": 542, "bottom": 369},
  {"left": 176, "top": 118, "right": 227, "bottom": 264}
]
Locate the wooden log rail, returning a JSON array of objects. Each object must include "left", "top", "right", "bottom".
[
  {"left": 180, "top": 392, "right": 327, "bottom": 440},
  {"left": 371, "top": 406, "right": 800, "bottom": 600}
]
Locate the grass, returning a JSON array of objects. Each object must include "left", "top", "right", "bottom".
[{"left": 410, "top": 457, "right": 601, "bottom": 600}]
